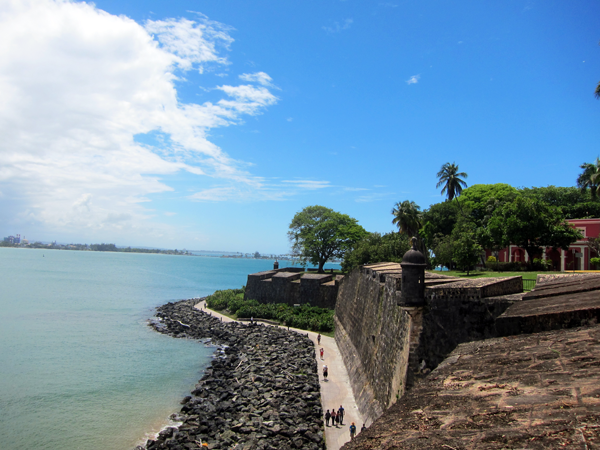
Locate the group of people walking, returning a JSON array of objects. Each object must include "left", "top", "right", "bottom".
[
  {"left": 324, "top": 406, "right": 365, "bottom": 441},
  {"left": 324, "top": 406, "right": 345, "bottom": 427},
  {"left": 317, "top": 333, "right": 366, "bottom": 442}
]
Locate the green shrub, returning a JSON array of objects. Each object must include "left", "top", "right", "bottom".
[
  {"left": 487, "top": 255, "right": 497, "bottom": 263},
  {"left": 204, "top": 288, "right": 335, "bottom": 332},
  {"left": 591, "top": 257, "right": 600, "bottom": 268},
  {"left": 532, "top": 258, "right": 553, "bottom": 271},
  {"left": 485, "top": 261, "right": 526, "bottom": 272},
  {"left": 205, "top": 287, "right": 244, "bottom": 311}
]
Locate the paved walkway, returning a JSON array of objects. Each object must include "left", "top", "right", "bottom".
[{"left": 194, "top": 300, "right": 363, "bottom": 450}]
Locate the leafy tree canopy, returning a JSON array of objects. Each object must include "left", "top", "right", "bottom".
[
  {"left": 421, "top": 200, "right": 460, "bottom": 238},
  {"left": 521, "top": 185, "right": 600, "bottom": 219},
  {"left": 341, "top": 232, "right": 411, "bottom": 272},
  {"left": 487, "top": 196, "right": 582, "bottom": 264},
  {"left": 288, "top": 205, "right": 367, "bottom": 273},
  {"left": 521, "top": 185, "right": 589, "bottom": 207},
  {"left": 459, "top": 184, "right": 519, "bottom": 223}
]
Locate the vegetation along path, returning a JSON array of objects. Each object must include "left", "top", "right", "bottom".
[{"left": 195, "top": 300, "right": 364, "bottom": 450}]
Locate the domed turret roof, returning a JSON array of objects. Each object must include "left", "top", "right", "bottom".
[{"left": 401, "top": 237, "right": 426, "bottom": 266}]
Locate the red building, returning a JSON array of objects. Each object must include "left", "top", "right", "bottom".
[{"left": 486, "top": 218, "right": 600, "bottom": 271}]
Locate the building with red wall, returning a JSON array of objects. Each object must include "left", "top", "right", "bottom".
[{"left": 486, "top": 218, "right": 600, "bottom": 271}]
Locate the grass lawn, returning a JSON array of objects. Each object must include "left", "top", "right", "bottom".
[{"left": 430, "top": 270, "right": 562, "bottom": 281}]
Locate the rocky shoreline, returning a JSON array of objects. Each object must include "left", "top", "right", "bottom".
[{"left": 140, "top": 299, "right": 325, "bottom": 450}]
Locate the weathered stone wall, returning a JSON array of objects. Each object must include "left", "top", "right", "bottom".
[
  {"left": 334, "top": 267, "right": 412, "bottom": 424},
  {"left": 335, "top": 264, "right": 524, "bottom": 425},
  {"left": 244, "top": 268, "right": 340, "bottom": 308},
  {"left": 415, "top": 293, "right": 521, "bottom": 371}
]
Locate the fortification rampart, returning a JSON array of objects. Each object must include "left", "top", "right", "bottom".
[
  {"left": 244, "top": 267, "right": 341, "bottom": 308},
  {"left": 334, "top": 266, "right": 412, "bottom": 422},
  {"left": 334, "top": 263, "right": 523, "bottom": 425}
]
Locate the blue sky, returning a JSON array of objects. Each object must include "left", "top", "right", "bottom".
[{"left": 0, "top": 0, "right": 599, "bottom": 254}]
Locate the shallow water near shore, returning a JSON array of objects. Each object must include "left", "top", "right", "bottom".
[{"left": 0, "top": 248, "right": 336, "bottom": 450}]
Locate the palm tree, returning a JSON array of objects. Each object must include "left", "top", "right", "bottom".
[
  {"left": 436, "top": 162, "right": 468, "bottom": 202},
  {"left": 595, "top": 81, "right": 600, "bottom": 99},
  {"left": 391, "top": 200, "right": 422, "bottom": 238},
  {"left": 577, "top": 157, "right": 600, "bottom": 200}
]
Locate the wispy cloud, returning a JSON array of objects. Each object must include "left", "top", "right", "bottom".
[
  {"left": 355, "top": 192, "right": 395, "bottom": 203},
  {"left": 188, "top": 178, "right": 336, "bottom": 203},
  {"left": 406, "top": 74, "right": 420, "bottom": 85},
  {"left": 323, "top": 18, "right": 353, "bottom": 34},
  {"left": 379, "top": 2, "right": 398, "bottom": 7},
  {"left": 239, "top": 71, "right": 275, "bottom": 88},
  {"left": 281, "top": 180, "right": 332, "bottom": 190},
  {"left": 0, "top": 0, "right": 278, "bottom": 236}
]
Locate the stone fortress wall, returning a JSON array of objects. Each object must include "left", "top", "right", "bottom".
[
  {"left": 334, "top": 263, "right": 524, "bottom": 425},
  {"left": 244, "top": 267, "right": 342, "bottom": 309}
]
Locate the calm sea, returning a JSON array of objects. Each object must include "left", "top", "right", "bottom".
[{"left": 0, "top": 248, "right": 338, "bottom": 450}]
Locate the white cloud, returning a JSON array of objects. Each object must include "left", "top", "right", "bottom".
[
  {"left": 239, "top": 72, "right": 275, "bottom": 87},
  {"left": 323, "top": 18, "right": 353, "bottom": 34},
  {"left": 406, "top": 75, "right": 420, "bottom": 85},
  {"left": 145, "top": 14, "right": 233, "bottom": 73},
  {"left": 0, "top": 0, "right": 278, "bottom": 237}
]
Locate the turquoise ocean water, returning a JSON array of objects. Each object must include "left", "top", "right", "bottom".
[{"left": 0, "top": 248, "right": 338, "bottom": 450}]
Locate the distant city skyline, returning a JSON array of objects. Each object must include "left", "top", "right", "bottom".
[{"left": 1, "top": 0, "right": 599, "bottom": 254}]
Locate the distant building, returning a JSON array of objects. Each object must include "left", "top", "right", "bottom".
[
  {"left": 3, "top": 234, "right": 22, "bottom": 244},
  {"left": 485, "top": 218, "right": 600, "bottom": 271}
]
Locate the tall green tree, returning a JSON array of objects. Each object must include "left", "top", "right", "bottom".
[
  {"left": 421, "top": 200, "right": 460, "bottom": 239},
  {"left": 431, "top": 233, "right": 454, "bottom": 270},
  {"left": 451, "top": 220, "right": 482, "bottom": 275},
  {"left": 577, "top": 157, "right": 600, "bottom": 200},
  {"left": 288, "top": 205, "right": 367, "bottom": 273},
  {"left": 436, "top": 162, "right": 468, "bottom": 202},
  {"left": 341, "top": 232, "right": 411, "bottom": 272},
  {"left": 487, "top": 197, "right": 582, "bottom": 265},
  {"left": 391, "top": 200, "right": 422, "bottom": 238}
]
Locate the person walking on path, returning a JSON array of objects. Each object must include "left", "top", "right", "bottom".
[
  {"left": 323, "top": 364, "right": 328, "bottom": 380},
  {"left": 350, "top": 422, "right": 357, "bottom": 440},
  {"left": 338, "top": 405, "right": 344, "bottom": 424},
  {"left": 325, "top": 410, "right": 331, "bottom": 427},
  {"left": 320, "top": 348, "right": 324, "bottom": 360},
  {"left": 317, "top": 333, "right": 321, "bottom": 345},
  {"left": 331, "top": 410, "right": 337, "bottom": 427},
  {"left": 361, "top": 423, "right": 367, "bottom": 433}
]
